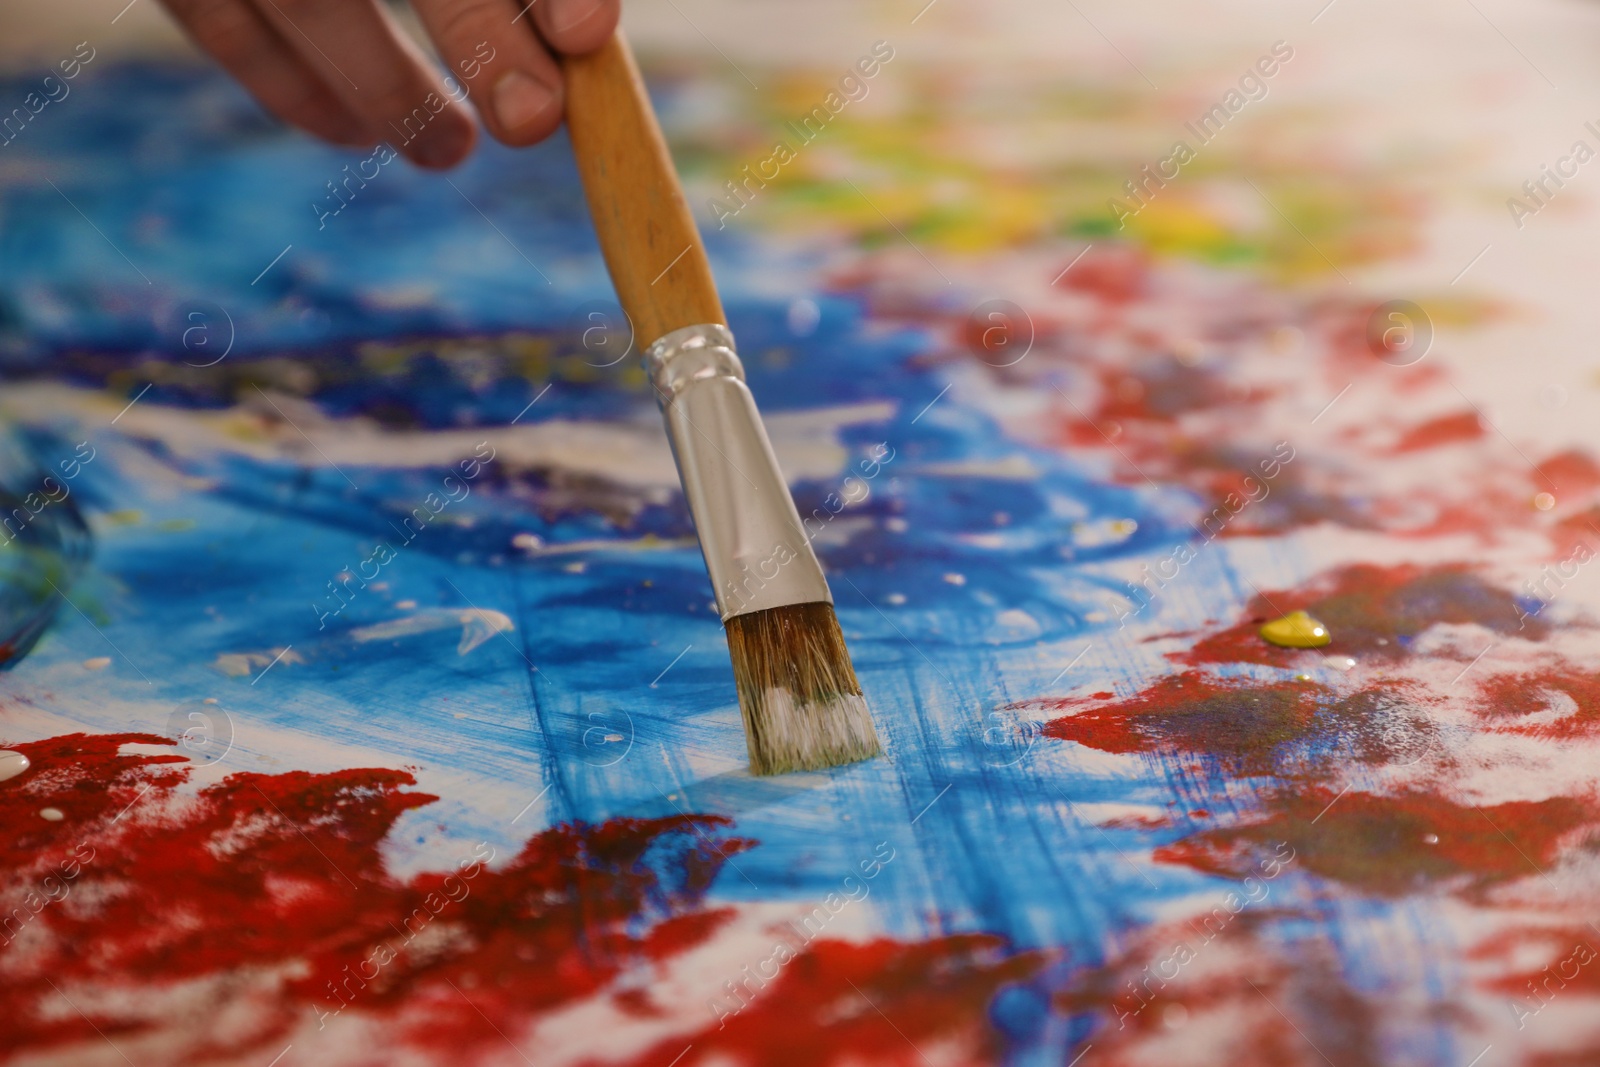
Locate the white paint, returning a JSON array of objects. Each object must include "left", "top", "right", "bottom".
[
  {"left": 0, "top": 749, "right": 31, "bottom": 782},
  {"left": 350, "top": 608, "right": 514, "bottom": 656},
  {"left": 38, "top": 807, "right": 64, "bottom": 821},
  {"left": 22, "top": 379, "right": 893, "bottom": 494}
]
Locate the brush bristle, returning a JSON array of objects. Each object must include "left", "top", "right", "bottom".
[{"left": 723, "top": 601, "right": 881, "bottom": 775}]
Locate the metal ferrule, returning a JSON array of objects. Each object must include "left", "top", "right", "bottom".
[{"left": 646, "top": 323, "right": 832, "bottom": 621}]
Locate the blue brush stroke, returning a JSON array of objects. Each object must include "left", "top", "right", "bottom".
[{"left": 0, "top": 60, "right": 1462, "bottom": 1066}]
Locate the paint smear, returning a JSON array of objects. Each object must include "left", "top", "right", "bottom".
[
  {"left": 1034, "top": 675, "right": 1436, "bottom": 773},
  {"left": 1155, "top": 789, "right": 1590, "bottom": 898},
  {"left": 1175, "top": 563, "right": 1541, "bottom": 668},
  {"left": 0, "top": 733, "right": 1041, "bottom": 1066}
]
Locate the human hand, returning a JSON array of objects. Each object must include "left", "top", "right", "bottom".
[{"left": 160, "top": 0, "right": 620, "bottom": 168}]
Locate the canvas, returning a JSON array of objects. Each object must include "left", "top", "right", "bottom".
[{"left": 3, "top": 1, "right": 1600, "bottom": 1064}]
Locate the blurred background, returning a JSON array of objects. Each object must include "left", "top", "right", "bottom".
[{"left": 1, "top": 0, "right": 1598, "bottom": 441}]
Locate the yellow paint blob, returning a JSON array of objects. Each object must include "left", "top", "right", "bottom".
[{"left": 1259, "top": 610, "right": 1332, "bottom": 649}]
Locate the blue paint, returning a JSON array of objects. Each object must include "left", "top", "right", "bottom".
[{"left": 0, "top": 60, "right": 1454, "bottom": 1064}]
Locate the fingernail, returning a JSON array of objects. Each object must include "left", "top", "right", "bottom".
[
  {"left": 494, "top": 71, "right": 558, "bottom": 135},
  {"left": 411, "top": 117, "right": 474, "bottom": 169},
  {"left": 550, "top": 0, "right": 603, "bottom": 32}
]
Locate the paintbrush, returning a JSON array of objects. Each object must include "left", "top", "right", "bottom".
[{"left": 563, "top": 32, "right": 882, "bottom": 775}]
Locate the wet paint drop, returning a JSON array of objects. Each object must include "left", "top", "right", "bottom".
[
  {"left": 886, "top": 593, "right": 907, "bottom": 605},
  {"left": 0, "top": 749, "right": 31, "bottom": 782},
  {"left": 82, "top": 656, "right": 111, "bottom": 670},
  {"left": 1324, "top": 656, "right": 1357, "bottom": 671},
  {"left": 943, "top": 573, "right": 967, "bottom": 586},
  {"left": 1422, "top": 833, "right": 1439, "bottom": 845},
  {"left": 38, "top": 807, "right": 64, "bottom": 821},
  {"left": 1534, "top": 492, "right": 1556, "bottom": 511},
  {"left": 1259, "top": 610, "right": 1332, "bottom": 649}
]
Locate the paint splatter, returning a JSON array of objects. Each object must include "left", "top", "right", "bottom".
[
  {"left": 1034, "top": 675, "right": 1437, "bottom": 773},
  {"left": 1472, "top": 668, "right": 1600, "bottom": 737},
  {"left": 0, "top": 733, "right": 1040, "bottom": 1066},
  {"left": 1258, "top": 610, "right": 1331, "bottom": 649},
  {"left": 1155, "top": 790, "right": 1590, "bottom": 898},
  {"left": 632, "top": 936, "right": 1048, "bottom": 1067},
  {"left": 1390, "top": 410, "right": 1485, "bottom": 453},
  {"left": 1176, "top": 563, "right": 1541, "bottom": 668},
  {"left": 1056, "top": 916, "right": 1387, "bottom": 1065}
]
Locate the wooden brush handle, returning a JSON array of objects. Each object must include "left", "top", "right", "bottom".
[{"left": 563, "top": 32, "right": 725, "bottom": 349}]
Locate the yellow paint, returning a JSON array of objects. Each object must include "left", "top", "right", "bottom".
[
  {"left": 1128, "top": 200, "right": 1238, "bottom": 261},
  {"left": 1259, "top": 610, "right": 1332, "bottom": 649}
]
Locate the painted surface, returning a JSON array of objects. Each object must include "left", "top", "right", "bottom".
[{"left": 2, "top": 9, "right": 1599, "bottom": 1065}]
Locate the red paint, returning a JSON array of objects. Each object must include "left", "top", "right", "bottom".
[
  {"left": 1535, "top": 449, "right": 1600, "bottom": 494},
  {"left": 1155, "top": 789, "right": 1590, "bottom": 898},
  {"left": 1473, "top": 925, "right": 1600, "bottom": 999},
  {"left": 1175, "top": 562, "right": 1539, "bottom": 668},
  {"left": 1056, "top": 244, "right": 1148, "bottom": 303},
  {"left": 1552, "top": 505, "right": 1600, "bottom": 557},
  {"left": 1320, "top": 297, "right": 1459, "bottom": 383},
  {"left": 1390, "top": 410, "right": 1483, "bottom": 453},
  {"left": 1473, "top": 669, "right": 1600, "bottom": 737},
  {"left": 1040, "top": 360, "right": 1372, "bottom": 538},
  {"left": 1037, "top": 673, "right": 1327, "bottom": 768},
  {"left": 1092, "top": 359, "right": 1245, "bottom": 425},
  {"left": 1, "top": 732, "right": 754, "bottom": 1062},
  {"left": 1056, "top": 914, "right": 1382, "bottom": 1065},
  {"left": 0, "top": 732, "right": 1041, "bottom": 1067},
  {"left": 1033, "top": 674, "right": 1435, "bottom": 772},
  {"left": 631, "top": 935, "right": 1047, "bottom": 1067}
]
